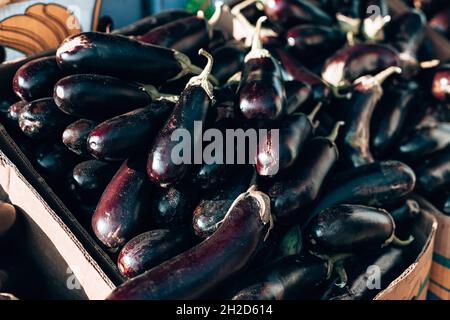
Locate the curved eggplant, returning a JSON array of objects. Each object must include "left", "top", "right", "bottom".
[
  {"left": 211, "top": 41, "right": 247, "bottom": 84},
  {"left": 87, "top": 100, "right": 174, "bottom": 161},
  {"left": 431, "top": 64, "right": 449, "bottom": 103},
  {"left": 416, "top": 149, "right": 450, "bottom": 193},
  {"left": 118, "top": 228, "right": 196, "bottom": 278},
  {"left": 92, "top": 157, "right": 152, "bottom": 249},
  {"left": 62, "top": 119, "right": 98, "bottom": 156},
  {"left": 13, "top": 57, "right": 64, "bottom": 102},
  {"left": 107, "top": 186, "right": 273, "bottom": 300},
  {"left": 398, "top": 123, "right": 450, "bottom": 158}
]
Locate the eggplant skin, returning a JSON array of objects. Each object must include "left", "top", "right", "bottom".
[
  {"left": 306, "top": 204, "right": 395, "bottom": 254},
  {"left": 62, "top": 119, "right": 97, "bottom": 156}
]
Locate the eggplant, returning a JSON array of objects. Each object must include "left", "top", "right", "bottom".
[
  {"left": 68, "top": 160, "right": 120, "bottom": 205},
  {"left": 211, "top": 41, "right": 247, "bottom": 84},
  {"left": 92, "top": 157, "right": 152, "bottom": 249},
  {"left": 62, "top": 119, "right": 98, "bottom": 156},
  {"left": 0, "top": 203, "right": 16, "bottom": 238},
  {"left": 34, "top": 143, "right": 79, "bottom": 178},
  {"left": 6, "top": 101, "right": 27, "bottom": 122},
  {"left": 107, "top": 186, "right": 273, "bottom": 300},
  {"left": 238, "top": 17, "right": 286, "bottom": 122},
  {"left": 18, "top": 98, "right": 74, "bottom": 139},
  {"left": 232, "top": 254, "right": 329, "bottom": 300},
  {"left": 192, "top": 162, "right": 237, "bottom": 190},
  {"left": 416, "top": 149, "right": 450, "bottom": 193},
  {"left": 390, "top": 199, "right": 421, "bottom": 225},
  {"left": 12, "top": 57, "right": 64, "bottom": 102},
  {"left": 398, "top": 123, "right": 450, "bottom": 158},
  {"left": 118, "top": 228, "right": 196, "bottom": 278},
  {"left": 431, "top": 64, "right": 449, "bottom": 103},
  {"left": 360, "top": 0, "right": 390, "bottom": 40},
  {"left": 87, "top": 100, "right": 174, "bottom": 161},
  {"left": 56, "top": 32, "right": 208, "bottom": 85},
  {"left": 339, "top": 66, "right": 401, "bottom": 167},
  {"left": 192, "top": 165, "right": 254, "bottom": 238},
  {"left": 147, "top": 49, "right": 214, "bottom": 187},
  {"left": 430, "top": 7, "right": 450, "bottom": 39}
]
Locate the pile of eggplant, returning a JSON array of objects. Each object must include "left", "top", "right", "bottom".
[{"left": 0, "top": 0, "right": 449, "bottom": 300}]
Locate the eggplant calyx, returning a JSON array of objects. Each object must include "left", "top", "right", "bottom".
[
  {"left": 327, "top": 121, "right": 345, "bottom": 143},
  {"left": 309, "top": 252, "right": 353, "bottom": 280},
  {"left": 208, "top": 1, "right": 223, "bottom": 30},
  {"left": 227, "top": 71, "right": 242, "bottom": 83},
  {"left": 244, "top": 16, "right": 271, "bottom": 62},
  {"left": 307, "top": 102, "right": 322, "bottom": 123},
  {"left": 392, "top": 235, "right": 414, "bottom": 247},
  {"left": 336, "top": 13, "right": 361, "bottom": 35},
  {"left": 353, "top": 66, "right": 402, "bottom": 92},
  {"left": 246, "top": 185, "right": 274, "bottom": 241},
  {"left": 141, "top": 85, "right": 179, "bottom": 103},
  {"left": 173, "top": 51, "right": 219, "bottom": 86},
  {"left": 362, "top": 15, "right": 391, "bottom": 41},
  {"left": 186, "top": 49, "right": 215, "bottom": 100},
  {"left": 334, "top": 260, "right": 348, "bottom": 288}
]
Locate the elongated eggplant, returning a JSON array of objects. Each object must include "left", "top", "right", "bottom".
[
  {"left": 321, "top": 43, "right": 400, "bottom": 96},
  {"left": 431, "top": 64, "right": 449, "bottom": 103},
  {"left": 398, "top": 123, "right": 450, "bottom": 158},
  {"left": 68, "top": 160, "right": 120, "bottom": 205},
  {"left": 12, "top": 57, "right": 64, "bottom": 102},
  {"left": 340, "top": 66, "right": 401, "bottom": 167},
  {"left": 92, "top": 157, "right": 152, "bottom": 249},
  {"left": 286, "top": 25, "right": 345, "bottom": 61},
  {"left": 232, "top": 254, "right": 329, "bottom": 300},
  {"left": 268, "top": 122, "right": 343, "bottom": 222},
  {"left": 87, "top": 100, "right": 174, "bottom": 162},
  {"left": 360, "top": 0, "right": 390, "bottom": 41},
  {"left": 311, "top": 160, "right": 416, "bottom": 217},
  {"left": 62, "top": 119, "right": 98, "bottom": 156},
  {"left": 118, "top": 228, "right": 197, "bottom": 278},
  {"left": 112, "top": 10, "right": 193, "bottom": 36},
  {"left": 372, "top": 80, "right": 419, "bottom": 156},
  {"left": 34, "top": 143, "right": 79, "bottom": 178},
  {"left": 256, "top": 103, "right": 321, "bottom": 176},
  {"left": 193, "top": 165, "right": 254, "bottom": 238},
  {"left": 107, "top": 186, "right": 273, "bottom": 300},
  {"left": 18, "top": 98, "right": 74, "bottom": 139},
  {"left": 137, "top": 16, "right": 209, "bottom": 59},
  {"left": 211, "top": 41, "right": 247, "bottom": 84},
  {"left": 0, "top": 203, "right": 16, "bottom": 238},
  {"left": 238, "top": 17, "right": 286, "bottom": 121},
  {"left": 416, "top": 149, "right": 450, "bottom": 193},
  {"left": 263, "top": 0, "right": 333, "bottom": 29},
  {"left": 56, "top": 32, "right": 207, "bottom": 85},
  {"left": 147, "top": 50, "right": 214, "bottom": 187},
  {"left": 306, "top": 204, "right": 411, "bottom": 254},
  {"left": 430, "top": 7, "right": 450, "bottom": 39}
]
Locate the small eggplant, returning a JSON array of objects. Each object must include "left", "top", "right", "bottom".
[
  {"left": 107, "top": 186, "right": 274, "bottom": 300},
  {"left": 340, "top": 66, "right": 401, "bottom": 167},
  {"left": 12, "top": 57, "right": 64, "bottom": 102},
  {"left": 18, "top": 98, "right": 74, "bottom": 139},
  {"left": 87, "top": 100, "right": 174, "bottom": 162},
  {"left": 398, "top": 123, "right": 450, "bottom": 158},
  {"left": 137, "top": 16, "right": 209, "bottom": 59},
  {"left": 431, "top": 64, "right": 449, "bottom": 103},
  {"left": 118, "top": 228, "right": 197, "bottom": 278},
  {"left": 68, "top": 160, "right": 120, "bottom": 205},
  {"left": 360, "top": 0, "right": 391, "bottom": 41},
  {"left": 429, "top": 7, "right": 450, "bottom": 39},
  {"left": 147, "top": 49, "right": 214, "bottom": 187},
  {"left": 416, "top": 149, "right": 450, "bottom": 193},
  {"left": 238, "top": 17, "right": 286, "bottom": 121},
  {"left": 232, "top": 254, "right": 329, "bottom": 300},
  {"left": 62, "top": 119, "right": 98, "bottom": 156},
  {"left": 192, "top": 165, "right": 254, "bottom": 238},
  {"left": 56, "top": 32, "right": 209, "bottom": 85},
  {"left": 306, "top": 204, "right": 412, "bottom": 254},
  {"left": 112, "top": 9, "right": 193, "bottom": 36},
  {"left": 92, "top": 157, "right": 152, "bottom": 249},
  {"left": 311, "top": 160, "right": 416, "bottom": 217},
  {"left": 256, "top": 103, "right": 321, "bottom": 176},
  {"left": 268, "top": 122, "right": 344, "bottom": 222},
  {"left": 211, "top": 41, "right": 247, "bottom": 84},
  {"left": 34, "top": 143, "right": 79, "bottom": 178}
]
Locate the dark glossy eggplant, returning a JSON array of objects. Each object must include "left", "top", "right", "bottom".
[
  {"left": 372, "top": 80, "right": 419, "bottom": 156},
  {"left": 431, "top": 64, "right": 450, "bottom": 103},
  {"left": 232, "top": 254, "right": 329, "bottom": 300},
  {"left": 12, "top": 57, "right": 64, "bottom": 102},
  {"left": 56, "top": 32, "right": 207, "bottom": 85},
  {"left": 68, "top": 160, "right": 120, "bottom": 205},
  {"left": 263, "top": 0, "right": 333, "bottom": 29},
  {"left": 321, "top": 43, "right": 400, "bottom": 96},
  {"left": 147, "top": 50, "right": 214, "bottom": 187},
  {"left": 137, "top": 16, "right": 209, "bottom": 58},
  {"left": 34, "top": 143, "right": 79, "bottom": 178},
  {"left": 256, "top": 103, "right": 320, "bottom": 176},
  {"left": 192, "top": 165, "right": 254, "bottom": 238},
  {"left": 306, "top": 204, "right": 411, "bottom": 254},
  {"left": 211, "top": 41, "right": 247, "bottom": 84},
  {"left": 107, "top": 186, "right": 273, "bottom": 300},
  {"left": 92, "top": 157, "right": 152, "bottom": 249},
  {"left": 152, "top": 183, "right": 200, "bottom": 227},
  {"left": 112, "top": 10, "right": 193, "bottom": 36},
  {"left": 416, "top": 149, "right": 450, "bottom": 193},
  {"left": 268, "top": 122, "right": 343, "bottom": 222},
  {"left": 87, "top": 100, "right": 174, "bottom": 162},
  {"left": 340, "top": 66, "right": 401, "bottom": 167},
  {"left": 311, "top": 160, "right": 416, "bottom": 217},
  {"left": 238, "top": 17, "right": 286, "bottom": 121},
  {"left": 62, "top": 119, "right": 98, "bottom": 156},
  {"left": 398, "top": 123, "right": 450, "bottom": 158},
  {"left": 0, "top": 203, "right": 16, "bottom": 238},
  {"left": 286, "top": 25, "right": 345, "bottom": 61},
  {"left": 118, "top": 228, "right": 196, "bottom": 278},
  {"left": 430, "top": 7, "right": 450, "bottom": 39},
  {"left": 18, "top": 98, "right": 74, "bottom": 139},
  {"left": 192, "top": 162, "right": 237, "bottom": 190},
  {"left": 360, "top": 0, "right": 390, "bottom": 40}
]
